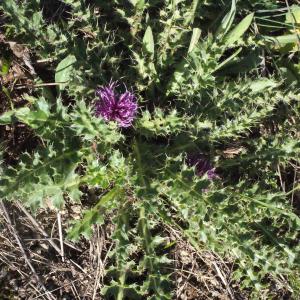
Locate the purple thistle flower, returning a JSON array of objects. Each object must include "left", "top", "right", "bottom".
[
  {"left": 95, "top": 82, "right": 138, "bottom": 128},
  {"left": 187, "top": 153, "right": 218, "bottom": 180}
]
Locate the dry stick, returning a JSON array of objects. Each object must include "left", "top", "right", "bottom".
[
  {"left": 23, "top": 238, "right": 82, "bottom": 252},
  {"left": 101, "top": 242, "right": 113, "bottom": 279},
  {"left": 16, "top": 202, "right": 88, "bottom": 275},
  {"left": 277, "top": 164, "right": 286, "bottom": 193},
  {"left": 175, "top": 271, "right": 210, "bottom": 300},
  {"left": 195, "top": 251, "right": 234, "bottom": 300},
  {"left": 70, "top": 280, "right": 81, "bottom": 300},
  {"left": 212, "top": 261, "right": 235, "bottom": 300},
  {"left": 0, "top": 248, "right": 18, "bottom": 260},
  {"left": 29, "top": 283, "right": 49, "bottom": 300},
  {"left": 16, "top": 202, "right": 61, "bottom": 254},
  {"left": 50, "top": 218, "right": 58, "bottom": 244},
  {"left": 14, "top": 82, "right": 66, "bottom": 89},
  {"left": 176, "top": 265, "right": 194, "bottom": 298},
  {"left": 17, "top": 202, "right": 81, "bottom": 252},
  {"left": 0, "top": 201, "right": 56, "bottom": 300},
  {"left": 57, "top": 211, "right": 65, "bottom": 262},
  {"left": 0, "top": 254, "right": 27, "bottom": 277},
  {"left": 92, "top": 225, "right": 103, "bottom": 300},
  {"left": 36, "top": 58, "right": 54, "bottom": 64},
  {"left": 291, "top": 167, "right": 297, "bottom": 206},
  {"left": 32, "top": 279, "right": 80, "bottom": 300}
]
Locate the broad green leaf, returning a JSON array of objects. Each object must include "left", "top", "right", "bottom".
[
  {"left": 0, "top": 107, "right": 30, "bottom": 125},
  {"left": 184, "top": 0, "right": 200, "bottom": 25},
  {"left": 143, "top": 26, "right": 155, "bottom": 56},
  {"left": 278, "top": 59, "right": 300, "bottom": 86},
  {"left": 128, "top": 0, "right": 145, "bottom": 10},
  {"left": 249, "top": 79, "right": 278, "bottom": 93},
  {"left": 216, "top": 0, "right": 236, "bottom": 36},
  {"left": 225, "top": 13, "right": 254, "bottom": 46},
  {"left": 286, "top": 5, "right": 300, "bottom": 24},
  {"left": 0, "top": 58, "right": 10, "bottom": 75},
  {"left": 18, "top": 99, "right": 50, "bottom": 128},
  {"left": 262, "top": 34, "right": 300, "bottom": 53},
  {"left": 55, "top": 54, "right": 76, "bottom": 90},
  {"left": 0, "top": 110, "right": 15, "bottom": 124},
  {"left": 188, "top": 28, "right": 201, "bottom": 53},
  {"left": 263, "top": 34, "right": 299, "bottom": 46}
]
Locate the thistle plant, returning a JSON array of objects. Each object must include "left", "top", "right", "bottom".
[{"left": 0, "top": 0, "right": 300, "bottom": 299}]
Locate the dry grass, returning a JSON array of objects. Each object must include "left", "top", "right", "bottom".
[
  {"left": 0, "top": 202, "right": 111, "bottom": 299},
  {"left": 0, "top": 200, "right": 250, "bottom": 300}
]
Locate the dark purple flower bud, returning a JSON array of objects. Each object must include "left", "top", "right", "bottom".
[
  {"left": 187, "top": 153, "right": 218, "bottom": 180},
  {"left": 95, "top": 82, "right": 138, "bottom": 128}
]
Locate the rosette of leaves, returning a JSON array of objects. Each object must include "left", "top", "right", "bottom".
[{"left": 1, "top": 0, "right": 300, "bottom": 298}]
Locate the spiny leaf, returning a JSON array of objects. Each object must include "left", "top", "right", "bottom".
[{"left": 68, "top": 187, "right": 121, "bottom": 240}]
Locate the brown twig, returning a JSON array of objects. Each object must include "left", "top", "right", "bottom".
[
  {"left": 31, "top": 279, "right": 80, "bottom": 300},
  {"left": 212, "top": 261, "right": 235, "bottom": 300},
  {"left": 92, "top": 225, "right": 104, "bottom": 300},
  {"left": 16, "top": 202, "right": 88, "bottom": 274},
  {"left": 16, "top": 201, "right": 61, "bottom": 254},
  {"left": 57, "top": 211, "right": 65, "bottom": 262},
  {"left": 277, "top": 164, "right": 286, "bottom": 193},
  {"left": 14, "top": 82, "right": 66, "bottom": 89},
  {"left": 0, "top": 200, "right": 55, "bottom": 300}
]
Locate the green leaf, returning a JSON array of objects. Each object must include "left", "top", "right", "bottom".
[
  {"left": 278, "top": 59, "right": 300, "bottom": 86},
  {"left": 286, "top": 5, "right": 300, "bottom": 24},
  {"left": 55, "top": 55, "right": 76, "bottom": 90},
  {"left": 0, "top": 110, "right": 14, "bottom": 125},
  {"left": 214, "top": 47, "right": 242, "bottom": 72},
  {"left": 189, "top": 0, "right": 200, "bottom": 25},
  {"left": 128, "top": 0, "right": 145, "bottom": 10},
  {"left": 188, "top": 28, "right": 201, "bottom": 53},
  {"left": 217, "top": 48, "right": 261, "bottom": 75},
  {"left": 216, "top": 0, "right": 236, "bottom": 36},
  {"left": 225, "top": 13, "right": 254, "bottom": 46},
  {"left": 249, "top": 79, "right": 278, "bottom": 93},
  {"left": 67, "top": 187, "right": 121, "bottom": 240},
  {"left": 17, "top": 99, "right": 50, "bottom": 129},
  {"left": 0, "top": 58, "right": 10, "bottom": 75},
  {"left": 0, "top": 107, "right": 30, "bottom": 125},
  {"left": 143, "top": 26, "right": 155, "bottom": 56},
  {"left": 263, "top": 34, "right": 300, "bottom": 46}
]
